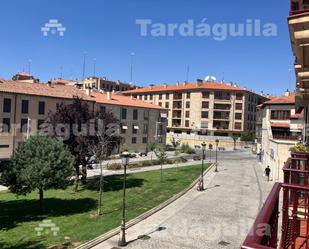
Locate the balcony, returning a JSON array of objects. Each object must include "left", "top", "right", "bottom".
[
  {"left": 213, "top": 104, "right": 231, "bottom": 111},
  {"left": 241, "top": 152, "right": 309, "bottom": 249},
  {"left": 213, "top": 111, "right": 230, "bottom": 120},
  {"left": 272, "top": 134, "right": 301, "bottom": 141}
]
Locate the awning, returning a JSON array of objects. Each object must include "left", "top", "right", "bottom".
[
  {"left": 160, "top": 113, "right": 167, "bottom": 118},
  {"left": 122, "top": 126, "right": 128, "bottom": 130},
  {"left": 133, "top": 126, "right": 139, "bottom": 130},
  {"left": 270, "top": 122, "right": 290, "bottom": 128}
]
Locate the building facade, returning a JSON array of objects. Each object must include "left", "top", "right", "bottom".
[
  {"left": 123, "top": 80, "right": 267, "bottom": 137},
  {"left": 258, "top": 92, "right": 304, "bottom": 182},
  {"left": 0, "top": 80, "right": 166, "bottom": 161}
]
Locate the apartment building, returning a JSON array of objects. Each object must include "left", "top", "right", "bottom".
[
  {"left": 0, "top": 80, "right": 166, "bottom": 161},
  {"left": 78, "top": 77, "right": 139, "bottom": 92},
  {"left": 123, "top": 80, "right": 267, "bottom": 137},
  {"left": 258, "top": 92, "right": 304, "bottom": 181}
]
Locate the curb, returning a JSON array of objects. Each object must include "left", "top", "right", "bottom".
[{"left": 76, "top": 163, "right": 215, "bottom": 249}]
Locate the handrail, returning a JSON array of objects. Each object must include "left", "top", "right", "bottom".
[{"left": 241, "top": 183, "right": 282, "bottom": 249}]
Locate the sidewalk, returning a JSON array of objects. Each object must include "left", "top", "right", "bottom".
[{"left": 89, "top": 150, "right": 273, "bottom": 249}]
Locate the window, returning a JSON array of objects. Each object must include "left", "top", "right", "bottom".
[
  {"left": 159, "top": 94, "right": 162, "bottom": 100},
  {"left": 21, "top": 100, "right": 29, "bottom": 114},
  {"left": 166, "top": 93, "right": 170, "bottom": 99},
  {"left": 100, "top": 106, "right": 106, "bottom": 114},
  {"left": 202, "top": 101, "right": 209, "bottom": 109},
  {"left": 185, "top": 111, "right": 190, "bottom": 118},
  {"left": 236, "top": 103, "right": 242, "bottom": 110},
  {"left": 121, "top": 108, "right": 127, "bottom": 119},
  {"left": 235, "top": 113, "right": 242, "bottom": 120},
  {"left": 133, "top": 109, "right": 138, "bottom": 120},
  {"left": 21, "top": 119, "right": 28, "bottom": 133},
  {"left": 37, "top": 119, "right": 45, "bottom": 131},
  {"left": 150, "top": 95, "right": 153, "bottom": 100},
  {"left": 132, "top": 125, "right": 138, "bottom": 134},
  {"left": 143, "top": 124, "right": 148, "bottom": 134},
  {"left": 236, "top": 93, "right": 243, "bottom": 100},
  {"left": 185, "top": 120, "right": 190, "bottom": 127},
  {"left": 2, "top": 118, "right": 10, "bottom": 132},
  {"left": 271, "top": 110, "right": 290, "bottom": 120},
  {"left": 3, "top": 98, "right": 11, "bottom": 113},
  {"left": 132, "top": 137, "right": 137, "bottom": 144},
  {"left": 165, "top": 102, "right": 169, "bottom": 108},
  {"left": 158, "top": 102, "right": 162, "bottom": 107},
  {"left": 121, "top": 124, "right": 127, "bottom": 134},
  {"left": 38, "top": 101, "right": 45, "bottom": 115},
  {"left": 142, "top": 137, "right": 148, "bottom": 144},
  {"left": 234, "top": 122, "right": 242, "bottom": 130},
  {"left": 201, "top": 111, "right": 209, "bottom": 119},
  {"left": 144, "top": 95, "right": 148, "bottom": 100},
  {"left": 186, "top": 101, "right": 190, "bottom": 108},
  {"left": 186, "top": 93, "right": 190, "bottom": 99},
  {"left": 202, "top": 91, "right": 210, "bottom": 98}
]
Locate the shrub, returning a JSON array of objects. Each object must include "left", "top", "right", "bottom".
[
  {"left": 106, "top": 163, "right": 122, "bottom": 170},
  {"left": 177, "top": 143, "right": 196, "bottom": 154}
]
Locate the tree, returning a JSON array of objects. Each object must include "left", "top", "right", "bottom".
[
  {"left": 170, "top": 137, "right": 180, "bottom": 155},
  {"left": 240, "top": 131, "right": 254, "bottom": 142},
  {"left": 46, "top": 97, "right": 119, "bottom": 192},
  {"left": 148, "top": 142, "right": 158, "bottom": 163},
  {"left": 154, "top": 146, "right": 168, "bottom": 182},
  {"left": 1, "top": 135, "right": 74, "bottom": 211},
  {"left": 91, "top": 114, "right": 119, "bottom": 216},
  {"left": 231, "top": 135, "right": 239, "bottom": 150}
]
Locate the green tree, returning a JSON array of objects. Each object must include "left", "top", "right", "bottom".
[
  {"left": 231, "top": 135, "right": 239, "bottom": 150},
  {"left": 240, "top": 131, "right": 254, "bottom": 142},
  {"left": 170, "top": 137, "right": 180, "bottom": 155},
  {"left": 1, "top": 135, "right": 74, "bottom": 211},
  {"left": 154, "top": 146, "right": 168, "bottom": 182},
  {"left": 148, "top": 142, "right": 158, "bottom": 162}
]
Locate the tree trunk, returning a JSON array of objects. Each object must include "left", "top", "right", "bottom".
[
  {"left": 73, "top": 166, "right": 80, "bottom": 192},
  {"left": 98, "top": 162, "right": 104, "bottom": 216},
  {"left": 81, "top": 164, "right": 87, "bottom": 184},
  {"left": 160, "top": 163, "right": 163, "bottom": 182},
  {"left": 39, "top": 188, "right": 44, "bottom": 212}
]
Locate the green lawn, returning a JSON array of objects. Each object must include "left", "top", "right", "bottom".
[{"left": 0, "top": 164, "right": 208, "bottom": 249}]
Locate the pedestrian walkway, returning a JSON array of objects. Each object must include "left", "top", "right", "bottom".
[{"left": 92, "top": 150, "right": 273, "bottom": 249}]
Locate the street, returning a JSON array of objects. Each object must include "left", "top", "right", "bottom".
[{"left": 92, "top": 150, "right": 273, "bottom": 249}]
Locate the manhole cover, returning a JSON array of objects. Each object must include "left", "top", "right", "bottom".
[
  {"left": 157, "top": 226, "right": 166, "bottom": 231},
  {"left": 218, "top": 241, "right": 230, "bottom": 246},
  {"left": 243, "top": 185, "right": 249, "bottom": 187},
  {"left": 137, "top": 235, "right": 151, "bottom": 240},
  {"left": 111, "top": 247, "right": 121, "bottom": 249}
]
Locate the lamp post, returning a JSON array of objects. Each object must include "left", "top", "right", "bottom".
[
  {"left": 118, "top": 150, "right": 130, "bottom": 247},
  {"left": 209, "top": 144, "right": 213, "bottom": 163},
  {"left": 215, "top": 139, "right": 219, "bottom": 172},
  {"left": 198, "top": 142, "right": 206, "bottom": 191}
]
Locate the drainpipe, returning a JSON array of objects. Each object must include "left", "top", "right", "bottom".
[{"left": 12, "top": 93, "right": 17, "bottom": 155}]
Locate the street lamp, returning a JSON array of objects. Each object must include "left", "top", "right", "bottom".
[
  {"left": 198, "top": 142, "right": 207, "bottom": 191},
  {"left": 209, "top": 144, "right": 213, "bottom": 163},
  {"left": 215, "top": 139, "right": 219, "bottom": 172},
  {"left": 118, "top": 150, "right": 130, "bottom": 247}
]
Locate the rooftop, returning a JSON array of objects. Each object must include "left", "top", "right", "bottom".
[
  {"left": 91, "top": 92, "right": 164, "bottom": 110},
  {"left": 122, "top": 81, "right": 260, "bottom": 95},
  {"left": 258, "top": 92, "right": 295, "bottom": 108},
  {"left": 0, "top": 80, "right": 94, "bottom": 101}
]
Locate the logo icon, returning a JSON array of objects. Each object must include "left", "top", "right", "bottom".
[
  {"left": 41, "top": 19, "right": 66, "bottom": 37},
  {"left": 35, "top": 219, "right": 60, "bottom": 236}
]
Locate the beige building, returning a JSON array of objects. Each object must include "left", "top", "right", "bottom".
[
  {"left": 77, "top": 77, "right": 139, "bottom": 92},
  {"left": 123, "top": 80, "right": 267, "bottom": 137},
  {"left": 258, "top": 92, "right": 304, "bottom": 181},
  {"left": 0, "top": 80, "right": 166, "bottom": 161}
]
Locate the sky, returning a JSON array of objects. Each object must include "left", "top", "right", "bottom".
[{"left": 0, "top": 0, "right": 294, "bottom": 96}]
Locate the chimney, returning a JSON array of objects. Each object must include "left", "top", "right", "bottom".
[
  {"left": 107, "top": 91, "right": 111, "bottom": 100},
  {"left": 285, "top": 90, "right": 290, "bottom": 96},
  {"left": 163, "top": 83, "right": 167, "bottom": 88},
  {"left": 196, "top": 79, "right": 203, "bottom": 86},
  {"left": 48, "top": 80, "right": 54, "bottom": 88},
  {"left": 85, "top": 88, "right": 91, "bottom": 96}
]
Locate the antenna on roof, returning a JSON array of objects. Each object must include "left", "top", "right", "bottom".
[
  {"left": 204, "top": 75, "right": 216, "bottom": 82},
  {"left": 82, "top": 52, "right": 87, "bottom": 80},
  {"left": 222, "top": 72, "right": 225, "bottom": 83},
  {"left": 186, "top": 65, "right": 190, "bottom": 82},
  {"left": 60, "top": 65, "right": 63, "bottom": 79},
  {"left": 28, "top": 59, "right": 32, "bottom": 75},
  {"left": 130, "top": 52, "right": 135, "bottom": 83},
  {"left": 288, "top": 68, "right": 292, "bottom": 91},
  {"left": 93, "top": 58, "right": 96, "bottom": 76}
]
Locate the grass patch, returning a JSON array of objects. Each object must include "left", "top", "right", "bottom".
[{"left": 0, "top": 164, "right": 208, "bottom": 249}]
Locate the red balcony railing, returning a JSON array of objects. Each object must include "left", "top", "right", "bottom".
[
  {"left": 241, "top": 183, "right": 281, "bottom": 249},
  {"left": 242, "top": 152, "right": 309, "bottom": 249}
]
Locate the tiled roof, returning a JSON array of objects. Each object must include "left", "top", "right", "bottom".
[
  {"left": 0, "top": 80, "right": 94, "bottom": 101},
  {"left": 91, "top": 92, "right": 164, "bottom": 110},
  {"left": 52, "top": 79, "right": 75, "bottom": 85},
  {"left": 290, "top": 108, "right": 304, "bottom": 119},
  {"left": 123, "top": 82, "right": 253, "bottom": 94},
  {"left": 270, "top": 122, "right": 290, "bottom": 128},
  {"left": 17, "top": 72, "right": 31, "bottom": 77},
  {"left": 259, "top": 93, "right": 295, "bottom": 108}
]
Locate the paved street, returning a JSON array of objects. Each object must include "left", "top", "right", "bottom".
[{"left": 92, "top": 150, "right": 273, "bottom": 249}]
